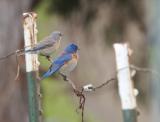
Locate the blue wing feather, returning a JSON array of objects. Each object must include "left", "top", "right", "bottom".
[
  {"left": 42, "top": 64, "right": 62, "bottom": 78},
  {"left": 42, "top": 53, "right": 72, "bottom": 78},
  {"left": 54, "top": 53, "right": 72, "bottom": 64}
]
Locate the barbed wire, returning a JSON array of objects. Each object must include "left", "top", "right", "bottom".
[
  {"left": 0, "top": 48, "right": 26, "bottom": 61},
  {"left": 0, "top": 43, "right": 44, "bottom": 61},
  {"left": 58, "top": 64, "right": 160, "bottom": 122},
  {"left": 1, "top": 48, "right": 160, "bottom": 122},
  {"left": 59, "top": 73, "right": 116, "bottom": 122},
  {"left": 0, "top": 44, "right": 52, "bottom": 81},
  {"left": 93, "top": 78, "right": 116, "bottom": 90}
]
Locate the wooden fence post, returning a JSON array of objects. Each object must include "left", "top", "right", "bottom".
[
  {"left": 23, "top": 12, "right": 40, "bottom": 122},
  {"left": 114, "top": 43, "right": 137, "bottom": 122}
]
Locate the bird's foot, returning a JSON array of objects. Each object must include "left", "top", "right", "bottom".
[
  {"left": 46, "top": 55, "right": 52, "bottom": 63},
  {"left": 59, "top": 72, "right": 68, "bottom": 81}
]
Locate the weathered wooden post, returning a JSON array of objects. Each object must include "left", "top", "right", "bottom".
[
  {"left": 114, "top": 43, "right": 137, "bottom": 122},
  {"left": 23, "top": 12, "right": 41, "bottom": 122}
]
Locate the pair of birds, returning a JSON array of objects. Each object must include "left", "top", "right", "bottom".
[{"left": 26, "top": 31, "right": 79, "bottom": 79}]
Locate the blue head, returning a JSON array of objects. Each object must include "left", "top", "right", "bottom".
[{"left": 64, "top": 43, "right": 79, "bottom": 53}]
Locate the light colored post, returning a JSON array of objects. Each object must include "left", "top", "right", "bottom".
[
  {"left": 113, "top": 43, "right": 137, "bottom": 122},
  {"left": 23, "top": 12, "right": 40, "bottom": 122}
]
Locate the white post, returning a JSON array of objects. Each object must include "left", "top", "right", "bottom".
[
  {"left": 23, "top": 12, "right": 41, "bottom": 122},
  {"left": 113, "top": 43, "right": 137, "bottom": 122},
  {"left": 23, "top": 12, "right": 39, "bottom": 72}
]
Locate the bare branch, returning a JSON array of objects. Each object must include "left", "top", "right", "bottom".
[{"left": 130, "top": 64, "right": 160, "bottom": 78}]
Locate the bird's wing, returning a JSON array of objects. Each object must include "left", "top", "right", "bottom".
[
  {"left": 42, "top": 53, "right": 72, "bottom": 78},
  {"left": 26, "top": 33, "right": 58, "bottom": 52},
  {"left": 42, "top": 64, "right": 61, "bottom": 78},
  {"left": 54, "top": 53, "right": 72, "bottom": 64},
  {"left": 30, "top": 40, "right": 55, "bottom": 52}
]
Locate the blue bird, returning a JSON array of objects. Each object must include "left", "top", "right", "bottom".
[
  {"left": 25, "top": 31, "right": 62, "bottom": 60},
  {"left": 42, "top": 43, "right": 79, "bottom": 79}
]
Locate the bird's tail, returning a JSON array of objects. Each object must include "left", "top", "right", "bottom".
[
  {"left": 42, "top": 64, "right": 61, "bottom": 79},
  {"left": 17, "top": 48, "right": 38, "bottom": 56},
  {"left": 18, "top": 43, "right": 39, "bottom": 56}
]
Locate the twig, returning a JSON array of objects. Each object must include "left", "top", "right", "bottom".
[
  {"left": 113, "top": 64, "right": 160, "bottom": 79},
  {"left": 130, "top": 64, "right": 160, "bottom": 78}
]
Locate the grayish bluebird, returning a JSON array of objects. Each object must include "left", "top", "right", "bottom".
[
  {"left": 25, "top": 31, "right": 62, "bottom": 60},
  {"left": 0, "top": 31, "right": 62, "bottom": 61}
]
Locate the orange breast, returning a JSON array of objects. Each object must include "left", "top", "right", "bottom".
[{"left": 72, "top": 53, "right": 78, "bottom": 60}]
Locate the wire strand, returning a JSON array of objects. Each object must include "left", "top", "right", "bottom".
[{"left": 0, "top": 52, "right": 16, "bottom": 60}]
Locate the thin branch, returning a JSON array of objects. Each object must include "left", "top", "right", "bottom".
[
  {"left": 113, "top": 64, "right": 160, "bottom": 79},
  {"left": 130, "top": 64, "right": 160, "bottom": 78},
  {"left": 130, "top": 64, "right": 159, "bottom": 74}
]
